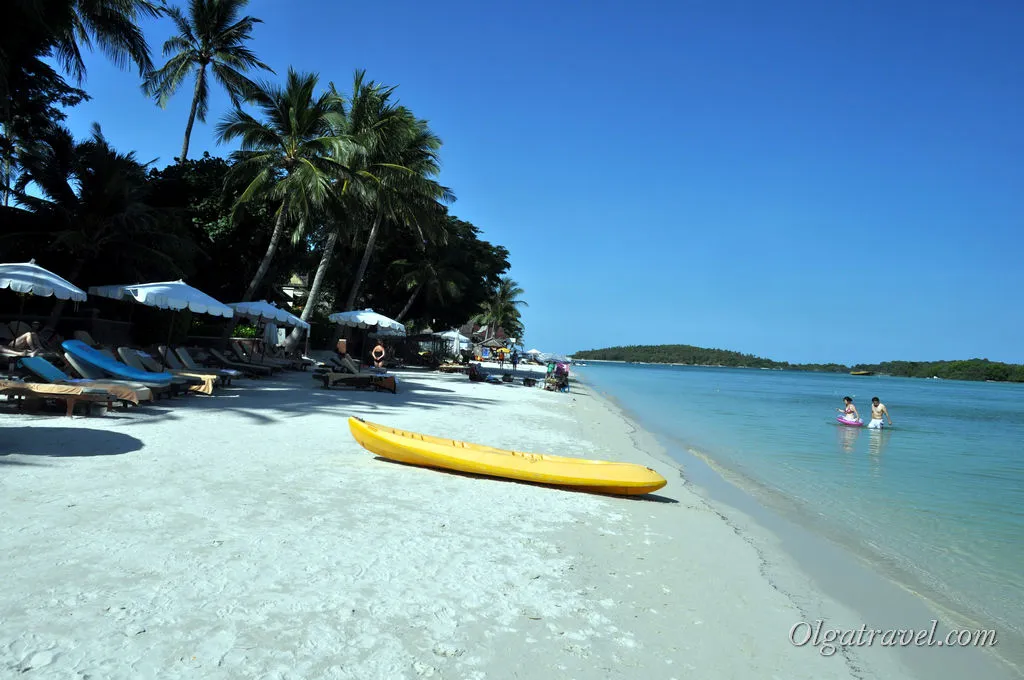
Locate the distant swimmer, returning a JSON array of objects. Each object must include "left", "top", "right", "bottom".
[
  {"left": 837, "top": 396, "right": 860, "bottom": 422},
  {"left": 868, "top": 397, "right": 893, "bottom": 429}
]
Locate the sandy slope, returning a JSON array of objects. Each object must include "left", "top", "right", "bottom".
[{"left": 0, "top": 364, "right": 916, "bottom": 679}]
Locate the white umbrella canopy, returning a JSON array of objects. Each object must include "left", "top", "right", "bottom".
[
  {"left": 0, "top": 260, "right": 87, "bottom": 301},
  {"left": 437, "top": 329, "right": 470, "bottom": 354},
  {"left": 328, "top": 308, "right": 406, "bottom": 337},
  {"left": 438, "top": 329, "right": 469, "bottom": 342},
  {"left": 228, "top": 300, "right": 310, "bottom": 330},
  {"left": 89, "top": 280, "right": 234, "bottom": 318},
  {"left": 526, "top": 349, "right": 542, "bottom": 355}
]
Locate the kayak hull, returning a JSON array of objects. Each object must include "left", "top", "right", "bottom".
[{"left": 348, "top": 417, "right": 667, "bottom": 496}]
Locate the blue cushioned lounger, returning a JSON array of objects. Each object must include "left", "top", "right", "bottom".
[{"left": 62, "top": 339, "right": 174, "bottom": 386}]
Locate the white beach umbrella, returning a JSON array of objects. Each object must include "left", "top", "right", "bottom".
[
  {"left": 328, "top": 308, "right": 406, "bottom": 337},
  {"left": 438, "top": 329, "right": 470, "bottom": 354},
  {"left": 227, "top": 300, "right": 310, "bottom": 330},
  {"left": 0, "top": 260, "right": 87, "bottom": 301},
  {"left": 526, "top": 349, "right": 542, "bottom": 355},
  {"left": 90, "top": 280, "right": 234, "bottom": 347},
  {"left": 90, "top": 280, "right": 234, "bottom": 317}
]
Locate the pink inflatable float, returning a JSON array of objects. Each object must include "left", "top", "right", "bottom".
[{"left": 836, "top": 416, "right": 863, "bottom": 427}]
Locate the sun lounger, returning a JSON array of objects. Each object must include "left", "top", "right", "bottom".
[
  {"left": 73, "top": 330, "right": 104, "bottom": 347},
  {"left": 314, "top": 371, "right": 398, "bottom": 393},
  {"left": 18, "top": 355, "right": 150, "bottom": 404},
  {"left": 264, "top": 344, "right": 315, "bottom": 369},
  {"left": 62, "top": 340, "right": 175, "bottom": 387},
  {"left": 0, "top": 378, "right": 115, "bottom": 416},
  {"left": 0, "top": 324, "right": 13, "bottom": 343},
  {"left": 125, "top": 348, "right": 220, "bottom": 395},
  {"left": 159, "top": 346, "right": 238, "bottom": 385},
  {"left": 229, "top": 340, "right": 291, "bottom": 371},
  {"left": 172, "top": 347, "right": 246, "bottom": 380},
  {"left": 63, "top": 351, "right": 171, "bottom": 400},
  {"left": 116, "top": 347, "right": 202, "bottom": 393},
  {"left": 204, "top": 348, "right": 274, "bottom": 377}
]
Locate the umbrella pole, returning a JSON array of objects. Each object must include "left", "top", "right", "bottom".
[
  {"left": 261, "top": 320, "right": 266, "bottom": 361},
  {"left": 166, "top": 313, "right": 175, "bottom": 350}
]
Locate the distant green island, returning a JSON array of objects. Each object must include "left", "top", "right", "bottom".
[{"left": 572, "top": 345, "right": 1024, "bottom": 383}]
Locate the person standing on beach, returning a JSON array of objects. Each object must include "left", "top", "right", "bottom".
[
  {"left": 868, "top": 397, "right": 893, "bottom": 429},
  {"left": 371, "top": 340, "right": 386, "bottom": 369},
  {"left": 511, "top": 350, "right": 520, "bottom": 374}
]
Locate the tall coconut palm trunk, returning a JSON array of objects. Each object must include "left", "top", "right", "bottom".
[
  {"left": 394, "top": 281, "right": 424, "bottom": 323},
  {"left": 181, "top": 67, "right": 206, "bottom": 161},
  {"left": 282, "top": 227, "right": 340, "bottom": 352},
  {"left": 344, "top": 208, "right": 383, "bottom": 311},
  {"left": 242, "top": 198, "right": 287, "bottom": 302}
]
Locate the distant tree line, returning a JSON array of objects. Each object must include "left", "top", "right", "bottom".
[
  {"left": 849, "top": 359, "right": 1024, "bottom": 383},
  {"left": 573, "top": 345, "right": 1024, "bottom": 383},
  {"left": 573, "top": 344, "right": 788, "bottom": 369}
]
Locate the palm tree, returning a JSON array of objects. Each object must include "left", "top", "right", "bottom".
[
  {"left": 474, "top": 276, "right": 527, "bottom": 343},
  {"left": 342, "top": 103, "right": 454, "bottom": 312},
  {"left": 13, "top": 0, "right": 158, "bottom": 84},
  {"left": 278, "top": 71, "right": 411, "bottom": 352},
  {"left": 2, "top": 0, "right": 157, "bottom": 205},
  {"left": 215, "top": 67, "right": 354, "bottom": 302},
  {"left": 143, "top": 0, "right": 272, "bottom": 161},
  {"left": 391, "top": 247, "right": 468, "bottom": 323},
  {"left": 281, "top": 72, "right": 456, "bottom": 351},
  {"left": 6, "top": 123, "right": 190, "bottom": 322}
]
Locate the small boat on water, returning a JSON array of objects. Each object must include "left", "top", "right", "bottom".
[
  {"left": 850, "top": 370, "right": 875, "bottom": 376},
  {"left": 348, "top": 417, "right": 667, "bottom": 496}
]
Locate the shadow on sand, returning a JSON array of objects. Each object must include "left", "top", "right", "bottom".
[
  {"left": 105, "top": 369, "right": 507, "bottom": 427},
  {"left": 0, "top": 426, "right": 144, "bottom": 460}
]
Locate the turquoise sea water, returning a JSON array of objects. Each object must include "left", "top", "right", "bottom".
[{"left": 576, "top": 363, "right": 1024, "bottom": 658}]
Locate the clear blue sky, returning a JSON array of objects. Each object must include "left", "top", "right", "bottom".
[{"left": 61, "top": 0, "right": 1024, "bottom": 364}]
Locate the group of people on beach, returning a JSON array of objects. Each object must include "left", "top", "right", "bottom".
[
  {"left": 496, "top": 349, "right": 520, "bottom": 373},
  {"left": 838, "top": 396, "right": 893, "bottom": 429}
]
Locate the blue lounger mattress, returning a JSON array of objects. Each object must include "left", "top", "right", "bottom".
[{"left": 62, "top": 339, "right": 174, "bottom": 386}]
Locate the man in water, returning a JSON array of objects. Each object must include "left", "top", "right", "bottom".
[{"left": 868, "top": 397, "right": 893, "bottom": 429}]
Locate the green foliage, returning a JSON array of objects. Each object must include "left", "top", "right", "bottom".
[
  {"left": 473, "top": 275, "right": 527, "bottom": 342},
  {"left": 233, "top": 324, "right": 258, "bottom": 338},
  {"left": 3, "top": 124, "right": 197, "bottom": 288},
  {"left": 575, "top": 344, "right": 788, "bottom": 369},
  {"left": 575, "top": 345, "right": 1024, "bottom": 383},
  {"left": 851, "top": 358, "right": 1024, "bottom": 382},
  {"left": 1, "top": 0, "right": 156, "bottom": 203}
]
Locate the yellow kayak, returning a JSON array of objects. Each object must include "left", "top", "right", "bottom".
[{"left": 348, "top": 417, "right": 668, "bottom": 496}]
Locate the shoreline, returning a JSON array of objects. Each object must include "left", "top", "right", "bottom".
[{"left": 573, "top": 372, "right": 1022, "bottom": 679}]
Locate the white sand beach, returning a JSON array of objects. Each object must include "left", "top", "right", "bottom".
[{"left": 1, "top": 364, "right": 921, "bottom": 679}]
